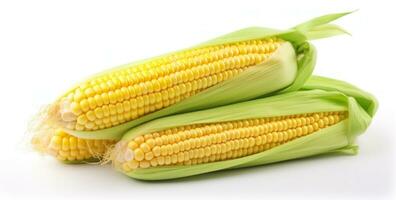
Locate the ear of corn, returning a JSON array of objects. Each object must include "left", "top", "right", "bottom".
[
  {"left": 111, "top": 76, "right": 377, "bottom": 180},
  {"left": 30, "top": 12, "right": 351, "bottom": 162}
]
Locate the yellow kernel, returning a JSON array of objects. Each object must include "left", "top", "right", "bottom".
[
  {"left": 307, "top": 125, "right": 314, "bottom": 133},
  {"left": 140, "top": 161, "right": 150, "bottom": 169},
  {"left": 267, "top": 133, "right": 273, "bottom": 142},
  {"left": 282, "top": 131, "right": 289, "bottom": 141},
  {"left": 94, "top": 94, "right": 103, "bottom": 106},
  {"left": 219, "top": 144, "right": 227, "bottom": 154},
  {"left": 278, "top": 132, "right": 284, "bottom": 141},
  {"left": 200, "top": 137, "right": 208, "bottom": 147},
  {"left": 86, "top": 111, "right": 96, "bottom": 121},
  {"left": 296, "top": 127, "right": 303, "bottom": 136},
  {"left": 160, "top": 145, "right": 168, "bottom": 156},
  {"left": 128, "top": 141, "right": 139, "bottom": 150},
  {"left": 302, "top": 126, "right": 309, "bottom": 135},
  {"left": 234, "top": 140, "right": 241, "bottom": 149},
  {"left": 323, "top": 117, "right": 329, "bottom": 125},
  {"left": 165, "top": 156, "right": 172, "bottom": 165},
  {"left": 109, "top": 104, "right": 117, "bottom": 115},
  {"left": 144, "top": 139, "right": 155, "bottom": 148},
  {"left": 329, "top": 116, "right": 335, "bottom": 124},
  {"left": 272, "top": 133, "right": 279, "bottom": 142},
  {"left": 204, "top": 146, "right": 211, "bottom": 157},
  {"left": 318, "top": 120, "right": 325, "bottom": 128},
  {"left": 152, "top": 146, "right": 161, "bottom": 157},
  {"left": 101, "top": 93, "right": 110, "bottom": 105},
  {"left": 77, "top": 115, "right": 88, "bottom": 125},
  {"left": 248, "top": 137, "right": 255, "bottom": 147},
  {"left": 313, "top": 114, "right": 320, "bottom": 121},
  {"left": 334, "top": 115, "right": 340, "bottom": 122},
  {"left": 150, "top": 158, "right": 158, "bottom": 167},
  {"left": 128, "top": 160, "right": 139, "bottom": 169},
  {"left": 108, "top": 91, "right": 117, "bottom": 104},
  {"left": 62, "top": 138, "right": 70, "bottom": 151},
  {"left": 101, "top": 105, "right": 110, "bottom": 117},
  {"left": 84, "top": 88, "right": 95, "bottom": 97},
  {"left": 69, "top": 137, "right": 77, "bottom": 150},
  {"left": 79, "top": 100, "right": 90, "bottom": 112},
  {"left": 196, "top": 148, "right": 203, "bottom": 158},
  {"left": 116, "top": 103, "right": 124, "bottom": 114},
  {"left": 261, "top": 135, "right": 267, "bottom": 144},
  {"left": 313, "top": 123, "right": 319, "bottom": 131},
  {"left": 87, "top": 97, "right": 97, "bottom": 109},
  {"left": 171, "top": 154, "right": 178, "bottom": 164},
  {"left": 134, "top": 148, "right": 144, "bottom": 161},
  {"left": 296, "top": 118, "right": 302, "bottom": 127},
  {"left": 184, "top": 140, "right": 192, "bottom": 150},
  {"left": 167, "top": 144, "right": 173, "bottom": 155},
  {"left": 85, "top": 122, "right": 95, "bottom": 129},
  {"left": 154, "top": 137, "right": 163, "bottom": 146},
  {"left": 172, "top": 144, "right": 180, "bottom": 154},
  {"left": 122, "top": 163, "right": 131, "bottom": 172},
  {"left": 49, "top": 136, "right": 62, "bottom": 149},
  {"left": 156, "top": 156, "right": 165, "bottom": 165},
  {"left": 308, "top": 117, "right": 315, "bottom": 124},
  {"left": 145, "top": 152, "right": 154, "bottom": 160},
  {"left": 210, "top": 145, "right": 217, "bottom": 154},
  {"left": 140, "top": 143, "right": 151, "bottom": 153},
  {"left": 94, "top": 108, "right": 104, "bottom": 119},
  {"left": 73, "top": 90, "right": 84, "bottom": 102},
  {"left": 134, "top": 136, "right": 145, "bottom": 144},
  {"left": 167, "top": 135, "right": 175, "bottom": 144},
  {"left": 123, "top": 101, "right": 131, "bottom": 112},
  {"left": 70, "top": 102, "right": 82, "bottom": 115},
  {"left": 177, "top": 152, "right": 184, "bottom": 162},
  {"left": 301, "top": 118, "right": 307, "bottom": 125}
]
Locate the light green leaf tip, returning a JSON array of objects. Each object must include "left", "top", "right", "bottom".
[{"left": 293, "top": 11, "right": 355, "bottom": 40}]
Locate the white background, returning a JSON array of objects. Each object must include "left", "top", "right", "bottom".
[{"left": 0, "top": 0, "right": 395, "bottom": 199}]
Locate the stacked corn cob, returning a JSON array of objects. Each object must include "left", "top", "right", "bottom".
[{"left": 30, "top": 12, "right": 378, "bottom": 180}]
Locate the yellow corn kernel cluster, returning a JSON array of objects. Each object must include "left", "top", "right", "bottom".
[
  {"left": 58, "top": 38, "right": 284, "bottom": 131},
  {"left": 118, "top": 111, "right": 347, "bottom": 172},
  {"left": 33, "top": 130, "right": 116, "bottom": 161}
]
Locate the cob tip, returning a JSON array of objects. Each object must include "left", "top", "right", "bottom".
[
  {"left": 28, "top": 104, "right": 60, "bottom": 154},
  {"left": 101, "top": 140, "right": 128, "bottom": 167}
]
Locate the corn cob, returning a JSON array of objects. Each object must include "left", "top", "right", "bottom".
[
  {"left": 111, "top": 76, "right": 377, "bottom": 180},
  {"left": 59, "top": 38, "right": 284, "bottom": 132},
  {"left": 31, "top": 129, "right": 116, "bottom": 162},
  {"left": 115, "top": 111, "right": 347, "bottom": 171},
  {"left": 30, "top": 12, "right": 351, "bottom": 162}
]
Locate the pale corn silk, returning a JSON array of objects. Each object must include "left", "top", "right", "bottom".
[{"left": 111, "top": 76, "right": 377, "bottom": 180}]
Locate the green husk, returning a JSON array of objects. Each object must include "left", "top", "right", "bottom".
[
  {"left": 67, "top": 12, "right": 351, "bottom": 140},
  {"left": 115, "top": 76, "right": 377, "bottom": 180}
]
